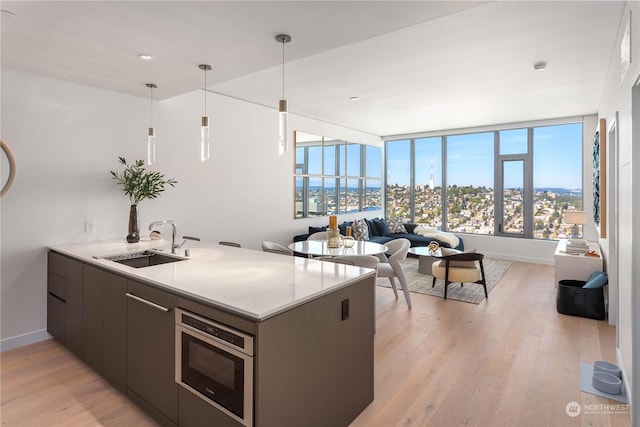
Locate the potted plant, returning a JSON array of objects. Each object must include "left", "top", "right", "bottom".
[{"left": 110, "top": 157, "right": 177, "bottom": 243}]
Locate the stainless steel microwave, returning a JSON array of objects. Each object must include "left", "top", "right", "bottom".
[{"left": 175, "top": 309, "right": 254, "bottom": 426}]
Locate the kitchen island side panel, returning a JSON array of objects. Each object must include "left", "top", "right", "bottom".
[{"left": 254, "top": 275, "right": 375, "bottom": 427}]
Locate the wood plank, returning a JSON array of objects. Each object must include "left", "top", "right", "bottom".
[{"left": 0, "top": 339, "right": 156, "bottom": 426}]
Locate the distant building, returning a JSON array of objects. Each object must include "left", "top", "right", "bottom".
[{"left": 429, "top": 160, "right": 435, "bottom": 190}]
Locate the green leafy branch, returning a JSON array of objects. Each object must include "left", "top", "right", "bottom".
[{"left": 110, "top": 157, "right": 177, "bottom": 205}]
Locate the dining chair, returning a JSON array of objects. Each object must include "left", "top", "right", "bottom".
[
  {"left": 307, "top": 231, "right": 329, "bottom": 241},
  {"left": 317, "top": 255, "right": 380, "bottom": 269},
  {"left": 261, "top": 241, "right": 293, "bottom": 256},
  {"left": 219, "top": 241, "right": 241, "bottom": 248},
  {"left": 431, "top": 252, "right": 487, "bottom": 300},
  {"left": 376, "top": 238, "right": 412, "bottom": 309}
]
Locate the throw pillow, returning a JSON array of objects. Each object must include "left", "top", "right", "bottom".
[
  {"left": 372, "top": 218, "right": 390, "bottom": 236},
  {"left": 438, "top": 247, "right": 477, "bottom": 268},
  {"left": 308, "top": 226, "right": 327, "bottom": 234},
  {"left": 338, "top": 221, "right": 351, "bottom": 236},
  {"left": 352, "top": 219, "right": 370, "bottom": 241},
  {"left": 403, "top": 223, "right": 418, "bottom": 234},
  {"left": 364, "top": 218, "right": 376, "bottom": 236},
  {"left": 386, "top": 217, "right": 407, "bottom": 234},
  {"left": 583, "top": 271, "right": 608, "bottom": 289}
]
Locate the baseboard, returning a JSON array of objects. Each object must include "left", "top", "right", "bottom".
[
  {"left": 0, "top": 329, "right": 51, "bottom": 352},
  {"left": 480, "top": 251, "right": 554, "bottom": 266},
  {"left": 617, "top": 347, "right": 633, "bottom": 410}
]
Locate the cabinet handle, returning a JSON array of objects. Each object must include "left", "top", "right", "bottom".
[{"left": 126, "top": 293, "right": 171, "bottom": 313}]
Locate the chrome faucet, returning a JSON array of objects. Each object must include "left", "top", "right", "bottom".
[{"left": 149, "top": 220, "right": 178, "bottom": 254}]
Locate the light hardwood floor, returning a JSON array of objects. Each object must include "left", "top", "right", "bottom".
[{"left": 1, "top": 261, "right": 630, "bottom": 426}]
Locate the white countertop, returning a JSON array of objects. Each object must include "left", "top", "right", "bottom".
[{"left": 49, "top": 239, "right": 375, "bottom": 321}]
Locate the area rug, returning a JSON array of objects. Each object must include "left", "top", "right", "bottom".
[{"left": 376, "top": 257, "right": 512, "bottom": 304}]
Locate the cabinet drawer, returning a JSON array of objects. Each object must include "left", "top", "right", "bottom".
[
  {"left": 48, "top": 272, "right": 66, "bottom": 300},
  {"left": 47, "top": 293, "right": 66, "bottom": 343},
  {"left": 48, "top": 251, "right": 67, "bottom": 278}
]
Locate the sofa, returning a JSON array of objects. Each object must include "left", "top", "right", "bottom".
[{"left": 293, "top": 217, "right": 464, "bottom": 251}]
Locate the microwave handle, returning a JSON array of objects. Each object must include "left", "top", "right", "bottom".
[{"left": 126, "top": 292, "right": 170, "bottom": 313}]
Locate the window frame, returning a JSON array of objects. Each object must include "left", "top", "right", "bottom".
[
  {"left": 294, "top": 131, "right": 382, "bottom": 219},
  {"left": 384, "top": 118, "right": 584, "bottom": 240}
]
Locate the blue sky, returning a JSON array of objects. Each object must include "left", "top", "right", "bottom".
[{"left": 387, "top": 123, "right": 583, "bottom": 190}]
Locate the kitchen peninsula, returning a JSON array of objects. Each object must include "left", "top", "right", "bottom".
[{"left": 47, "top": 239, "right": 375, "bottom": 427}]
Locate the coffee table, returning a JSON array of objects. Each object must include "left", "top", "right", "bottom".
[{"left": 408, "top": 246, "right": 442, "bottom": 275}]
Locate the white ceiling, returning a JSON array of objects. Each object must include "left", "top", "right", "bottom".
[{"left": 0, "top": 1, "right": 626, "bottom": 137}]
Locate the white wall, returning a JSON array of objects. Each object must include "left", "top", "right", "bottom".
[
  {"left": 597, "top": 1, "right": 639, "bottom": 415},
  {"left": 1, "top": 68, "right": 149, "bottom": 348},
  {"left": 0, "top": 67, "right": 382, "bottom": 349}
]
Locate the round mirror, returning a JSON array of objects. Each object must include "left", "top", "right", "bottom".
[{"left": 1, "top": 140, "right": 16, "bottom": 196}]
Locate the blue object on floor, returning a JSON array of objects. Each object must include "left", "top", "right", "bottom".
[
  {"left": 580, "top": 363, "right": 628, "bottom": 403},
  {"left": 583, "top": 271, "right": 608, "bottom": 289}
]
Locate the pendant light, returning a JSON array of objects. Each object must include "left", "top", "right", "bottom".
[
  {"left": 275, "top": 34, "right": 291, "bottom": 156},
  {"left": 146, "top": 83, "right": 157, "bottom": 165},
  {"left": 199, "top": 64, "right": 212, "bottom": 162}
]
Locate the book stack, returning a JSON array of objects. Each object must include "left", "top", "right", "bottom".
[{"left": 566, "top": 238, "right": 589, "bottom": 254}]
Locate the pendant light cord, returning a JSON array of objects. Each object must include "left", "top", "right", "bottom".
[
  {"left": 203, "top": 68, "right": 207, "bottom": 116},
  {"left": 149, "top": 85, "right": 154, "bottom": 127},
  {"left": 281, "top": 39, "right": 285, "bottom": 99}
]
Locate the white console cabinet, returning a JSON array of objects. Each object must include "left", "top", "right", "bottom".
[{"left": 554, "top": 239, "right": 603, "bottom": 285}]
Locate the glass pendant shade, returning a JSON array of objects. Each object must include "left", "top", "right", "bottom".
[
  {"left": 278, "top": 99, "right": 288, "bottom": 155},
  {"left": 199, "top": 64, "right": 212, "bottom": 162},
  {"left": 147, "top": 127, "right": 156, "bottom": 165},
  {"left": 201, "top": 116, "right": 210, "bottom": 162}
]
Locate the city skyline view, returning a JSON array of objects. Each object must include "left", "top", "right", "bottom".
[{"left": 296, "top": 122, "right": 584, "bottom": 240}]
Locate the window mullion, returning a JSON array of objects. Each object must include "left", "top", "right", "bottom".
[{"left": 410, "top": 139, "right": 416, "bottom": 223}]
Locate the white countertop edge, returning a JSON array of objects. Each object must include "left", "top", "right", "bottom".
[{"left": 174, "top": 271, "right": 376, "bottom": 321}]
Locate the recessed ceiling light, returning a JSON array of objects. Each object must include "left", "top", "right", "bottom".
[
  {"left": 138, "top": 54, "right": 154, "bottom": 61},
  {"left": 533, "top": 61, "right": 547, "bottom": 71},
  {"left": 349, "top": 96, "right": 360, "bottom": 101},
  {"left": 0, "top": 9, "right": 17, "bottom": 18}
]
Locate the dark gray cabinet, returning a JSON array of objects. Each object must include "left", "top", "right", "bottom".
[
  {"left": 126, "top": 280, "right": 179, "bottom": 426},
  {"left": 47, "top": 252, "right": 83, "bottom": 357},
  {"left": 47, "top": 250, "right": 375, "bottom": 427},
  {"left": 82, "top": 265, "right": 127, "bottom": 393},
  {"left": 254, "top": 276, "right": 375, "bottom": 427},
  {"left": 178, "top": 387, "right": 243, "bottom": 427},
  {"left": 178, "top": 274, "right": 376, "bottom": 427},
  {"left": 65, "top": 259, "right": 83, "bottom": 358},
  {"left": 46, "top": 293, "right": 66, "bottom": 343}
]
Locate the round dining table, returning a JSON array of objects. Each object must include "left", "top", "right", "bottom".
[{"left": 288, "top": 240, "right": 388, "bottom": 257}]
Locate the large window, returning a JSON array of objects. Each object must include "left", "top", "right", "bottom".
[
  {"left": 415, "top": 137, "right": 442, "bottom": 227},
  {"left": 385, "top": 121, "right": 583, "bottom": 240},
  {"left": 295, "top": 131, "right": 382, "bottom": 218},
  {"left": 446, "top": 132, "right": 494, "bottom": 234},
  {"left": 386, "top": 139, "right": 411, "bottom": 221},
  {"left": 533, "top": 123, "right": 583, "bottom": 239}
]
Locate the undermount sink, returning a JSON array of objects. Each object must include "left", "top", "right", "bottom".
[{"left": 102, "top": 250, "right": 186, "bottom": 268}]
